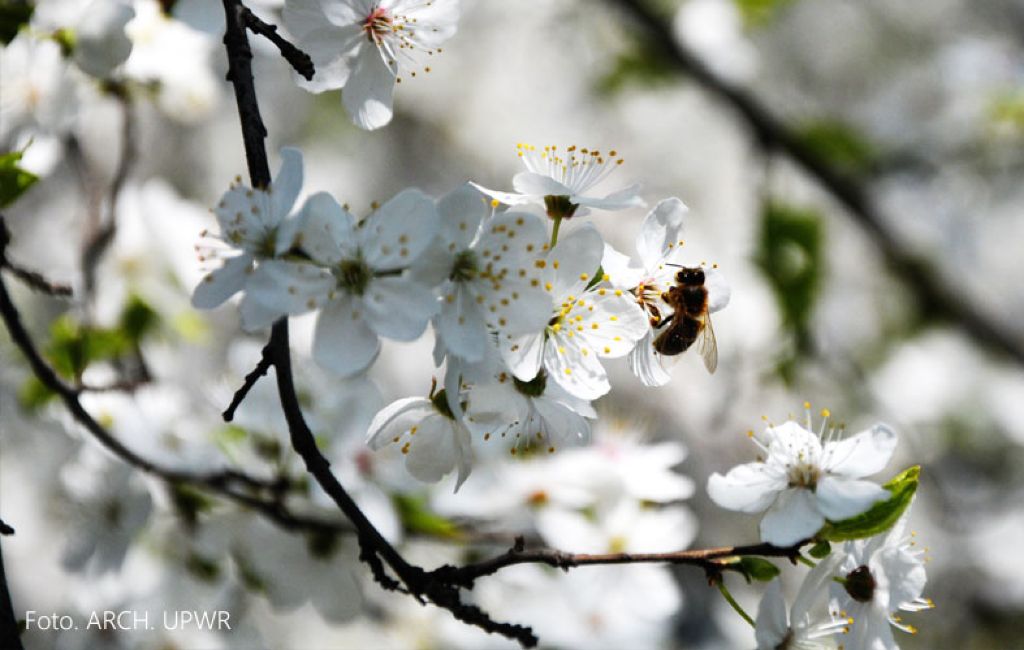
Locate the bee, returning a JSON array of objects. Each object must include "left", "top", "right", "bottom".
[{"left": 652, "top": 265, "right": 718, "bottom": 373}]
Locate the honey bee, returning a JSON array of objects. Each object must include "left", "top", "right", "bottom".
[{"left": 652, "top": 265, "right": 718, "bottom": 373}]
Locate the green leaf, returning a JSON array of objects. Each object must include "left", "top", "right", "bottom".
[
  {"left": 18, "top": 376, "right": 58, "bottom": 411},
  {"left": 596, "top": 41, "right": 675, "bottom": 96},
  {"left": 737, "top": 556, "right": 781, "bottom": 582},
  {"left": 734, "top": 0, "right": 796, "bottom": 27},
  {"left": 819, "top": 465, "right": 920, "bottom": 542},
  {"left": 0, "top": 150, "right": 39, "bottom": 208},
  {"left": 795, "top": 120, "right": 876, "bottom": 175},
  {"left": 45, "top": 315, "right": 131, "bottom": 379},
  {"left": 754, "top": 202, "right": 824, "bottom": 353},
  {"left": 119, "top": 294, "right": 159, "bottom": 343},
  {"left": 393, "top": 494, "right": 460, "bottom": 539},
  {"left": 808, "top": 539, "right": 832, "bottom": 559},
  {"left": 0, "top": 3, "right": 33, "bottom": 45}
]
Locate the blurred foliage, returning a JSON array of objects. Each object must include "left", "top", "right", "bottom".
[
  {"left": 0, "top": 1, "right": 32, "bottom": 45},
  {"left": 754, "top": 201, "right": 824, "bottom": 378},
  {"left": 596, "top": 39, "right": 675, "bottom": 96},
  {"left": 819, "top": 465, "right": 920, "bottom": 542},
  {"left": 735, "top": 556, "right": 781, "bottom": 582},
  {"left": 733, "top": 0, "right": 796, "bottom": 27},
  {"left": 794, "top": 120, "right": 877, "bottom": 175},
  {"left": 0, "top": 150, "right": 39, "bottom": 208},
  {"left": 393, "top": 493, "right": 461, "bottom": 539}
]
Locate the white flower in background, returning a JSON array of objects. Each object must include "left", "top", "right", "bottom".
[
  {"left": 283, "top": 0, "right": 460, "bottom": 130},
  {"left": 707, "top": 412, "right": 898, "bottom": 546},
  {"left": 500, "top": 225, "right": 648, "bottom": 400},
  {"left": 191, "top": 148, "right": 305, "bottom": 320},
  {"left": 602, "top": 197, "right": 730, "bottom": 384},
  {"left": 536, "top": 498, "right": 698, "bottom": 555},
  {"left": 60, "top": 446, "right": 153, "bottom": 575},
  {"left": 231, "top": 516, "right": 363, "bottom": 623},
  {"left": 754, "top": 577, "right": 849, "bottom": 650},
  {"left": 473, "top": 143, "right": 645, "bottom": 219},
  {"left": 465, "top": 369, "right": 595, "bottom": 456},
  {"left": 814, "top": 508, "right": 933, "bottom": 650},
  {"left": 254, "top": 188, "right": 440, "bottom": 376},
  {"left": 421, "top": 184, "right": 552, "bottom": 363},
  {"left": 367, "top": 387, "right": 473, "bottom": 490},
  {"left": 124, "top": 0, "right": 220, "bottom": 122},
  {"left": 0, "top": 33, "right": 76, "bottom": 143},
  {"left": 73, "top": 0, "right": 136, "bottom": 78}
]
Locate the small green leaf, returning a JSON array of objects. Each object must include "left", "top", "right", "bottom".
[
  {"left": 819, "top": 465, "right": 920, "bottom": 542},
  {"left": 18, "top": 376, "right": 58, "bottom": 411},
  {"left": 119, "top": 294, "right": 159, "bottom": 343},
  {"left": 0, "top": 3, "right": 33, "bottom": 45},
  {"left": 0, "top": 150, "right": 39, "bottom": 208},
  {"left": 596, "top": 41, "right": 675, "bottom": 96},
  {"left": 393, "top": 494, "right": 460, "bottom": 539},
  {"left": 796, "top": 120, "right": 876, "bottom": 175},
  {"left": 755, "top": 202, "right": 824, "bottom": 355},
  {"left": 734, "top": 0, "right": 796, "bottom": 27},
  {"left": 169, "top": 484, "right": 214, "bottom": 526},
  {"left": 808, "top": 539, "right": 832, "bottom": 559},
  {"left": 737, "top": 556, "right": 781, "bottom": 582}
]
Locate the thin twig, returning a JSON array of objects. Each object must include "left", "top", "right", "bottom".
[
  {"left": 0, "top": 519, "right": 13, "bottom": 536},
  {"left": 241, "top": 6, "right": 315, "bottom": 80},
  {"left": 608, "top": 0, "right": 1024, "bottom": 367},
  {"left": 0, "top": 534, "right": 25, "bottom": 650},
  {"left": 222, "top": 342, "right": 273, "bottom": 421}
]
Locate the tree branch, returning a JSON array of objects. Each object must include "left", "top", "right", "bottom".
[
  {"left": 222, "top": 340, "right": 273, "bottom": 421},
  {"left": 0, "top": 532, "right": 24, "bottom": 650},
  {"left": 608, "top": 0, "right": 1024, "bottom": 367},
  {"left": 241, "top": 6, "right": 315, "bottom": 81}
]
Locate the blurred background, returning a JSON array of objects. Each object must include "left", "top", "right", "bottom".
[{"left": 2, "top": 0, "right": 1024, "bottom": 648}]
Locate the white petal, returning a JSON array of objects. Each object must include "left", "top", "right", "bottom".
[
  {"left": 437, "top": 287, "right": 488, "bottom": 362},
  {"left": 533, "top": 395, "right": 592, "bottom": 449},
  {"left": 366, "top": 397, "right": 434, "bottom": 448},
  {"left": 548, "top": 224, "right": 604, "bottom": 299},
  {"left": 544, "top": 334, "right": 610, "bottom": 400},
  {"left": 628, "top": 328, "right": 673, "bottom": 387},
  {"left": 363, "top": 276, "right": 437, "bottom": 341},
  {"left": 815, "top": 476, "right": 889, "bottom": 521},
  {"left": 636, "top": 197, "right": 688, "bottom": 265},
  {"left": 284, "top": 0, "right": 362, "bottom": 36},
  {"left": 601, "top": 242, "right": 645, "bottom": 290},
  {"left": 512, "top": 171, "right": 572, "bottom": 197},
  {"left": 293, "top": 25, "right": 362, "bottom": 92},
  {"left": 760, "top": 488, "right": 826, "bottom": 546},
  {"left": 823, "top": 423, "right": 898, "bottom": 478},
  {"left": 467, "top": 183, "right": 534, "bottom": 207},
  {"left": 191, "top": 254, "right": 252, "bottom": 309},
  {"left": 499, "top": 332, "right": 545, "bottom": 381},
  {"left": 404, "top": 417, "right": 460, "bottom": 483},
  {"left": 361, "top": 188, "right": 438, "bottom": 269},
  {"left": 437, "top": 184, "right": 488, "bottom": 250},
  {"left": 313, "top": 296, "right": 381, "bottom": 376},
  {"left": 401, "top": 0, "right": 460, "bottom": 47},
  {"left": 342, "top": 44, "right": 396, "bottom": 130},
  {"left": 243, "top": 259, "right": 334, "bottom": 315},
  {"left": 270, "top": 148, "right": 303, "bottom": 224},
  {"left": 579, "top": 290, "right": 649, "bottom": 358},
  {"left": 290, "top": 192, "right": 354, "bottom": 264},
  {"left": 707, "top": 463, "right": 786, "bottom": 513},
  {"left": 572, "top": 183, "right": 645, "bottom": 211},
  {"left": 705, "top": 266, "right": 731, "bottom": 313},
  {"left": 238, "top": 293, "right": 286, "bottom": 331},
  {"left": 754, "top": 581, "right": 790, "bottom": 649}
]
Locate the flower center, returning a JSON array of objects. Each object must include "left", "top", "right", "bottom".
[
  {"left": 514, "top": 371, "right": 547, "bottom": 398},
  {"left": 517, "top": 143, "right": 626, "bottom": 196},
  {"left": 450, "top": 250, "right": 479, "bottom": 282},
  {"left": 788, "top": 461, "right": 821, "bottom": 490},
  {"left": 334, "top": 258, "right": 372, "bottom": 295},
  {"left": 843, "top": 565, "right": 876, "bottom": 603},
  {"left": 430, "top": 388, "right": 456, "bottom": 420},
  {"left": 544, "top": 195, "right": 579, "bottom": 220},
  {"left": 363, "top": 6, "right": 392, "bottom": 44}
]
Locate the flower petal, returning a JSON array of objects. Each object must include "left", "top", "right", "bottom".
[
  {"left": 545, "top": 333, "right": 610, "bottom": 400},
  {"left": 601, "top": 242, "right": 645, "bottom": 290},
  {"left": 192, "top": 254, "right": 252, "bottom": 309},
  {"left": 366, "top": 397, "right": 434, "bottom": 448},
  {"left": 707, "top": 463, "right": 786, "bottom": 513},
  {"left": 572, "top": 183, "right": 645, "bottom": 211},
  {"left": 270, "top": 148, "right": 303, "bottom": 225},
  {"left": 512, "top": 171, "right": 572, "bottom": 197},
  {"left": 290, "top": 191, "right": 354, "bottom": 264},
  {"left": 499, "top": 332, "right": 545, "bottom": 381},
  {"left": 293, "top": 25, "right": 362, "bottom": 92},
  {"left": 628, "top": 328, "right": 674, "bottom": 387},
  {"left": 815, "top": 476, "right": 889, "bottom": 521},
  {"left": 361, "top": 188, "right": 438, "bottom": 269},
  {"left": 823, "top": 423, "right": 898, "bottom": 478},
  {"left": 533, "top": 394, "right": 592, "bottom": 449},
  {"left": 405, "top": 417, "right": 461, "bottom": 484},
  {"left": 636, "top": 197, "right": 688, "bottom": 267},
  {"left": 754, "top": 580, "right": 790, "bottom": 649},
  {"left": 467, "top": 183, "right": 533, "bottom": 207},
  {"left": 548, "top": 224, "right": 604, "bottom": 299},
  {"left": 342, "top": 44, "right": 396, "bottom": 130},
  {"left": 705, "top": 266, "right": 731, "bottom": 313},
  {"left": 578, "top": 289, "right": 649, "bottom": 358},
  {"left": 760, "top": 488, "right": 825, "bottom": 546},
  {"left": 437, "top": 183, "right": 488, "bottom": 251},
  {"left": 363, "top": 276, "right": 437, "bottom": 341},
  {"left": 437, "top": 286, "right": 488, "bottom": 362},
  {"left": 313, "top": 295, "right": 381, "bottom": 376}
]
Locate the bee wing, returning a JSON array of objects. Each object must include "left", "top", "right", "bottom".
[{"left": 698, "top": 311, "right": 718, "bottom": 374}]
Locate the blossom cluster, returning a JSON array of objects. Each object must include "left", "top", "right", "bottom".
[{"left": 192, "top": 144, "right": 730, "bottom": 488}]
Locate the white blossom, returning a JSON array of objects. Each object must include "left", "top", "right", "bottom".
[
  {"left": 74, "top": 0, "right": 136, "bottom": 78},
  {"left": 499, "top": 225, "right": 648, "bottom": 400},
  {"left": 755, "top": 577, "right": 848, "bottom": 650},
  {"left": 473, "top": 143, "right": 645, "bottom": 219},
  {"left": 707, "top": 413, "right": 898, "bottom": 546},
  {"left": 284, "top": 0, "right": 460, "bottom": 130},
  {"left": 0, "top": 32, "right": 76, "bottom": 143},
  {"left": 367, "top": 391, "right": 474, "bottom": 490},
  {"left": 813, "top": 508, "right": 934, "bottom": 650},
  {"left": 602, "top": 197, "right": 730, "bottom": 383},
  {"left": 421, "top": 184, "right": 553, "bottom": 363}
]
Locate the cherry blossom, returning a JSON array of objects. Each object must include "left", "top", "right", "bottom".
[
  {"left": 473, "top": 143, "right": 645, "bottom": 219},
  {"left": 602, "top": 197, "right": 731, "bottom": 383},
  {"left": 707, "top": 412, "right": 898, "bottom": 546},
  {"left": 73, "top": 0, "right": 136, "bottom": 78},
  {"left": 754, "top": 578, "right": 849, "bottom": 650},
  {"left": 284, "top": 0, "right": 460, "bottom": 130},
  {"left": 499, "top": 225, "right": 649, "bottom": 400}
]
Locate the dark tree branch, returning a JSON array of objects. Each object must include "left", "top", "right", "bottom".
[
  {"left": 0, "top": 520, "right": 12, "bottom": 536},
  {"left": 222, "top": 341, "right": 273, "bottom": 421},
  {"left": 241, "top": 6, "right": 315, "bottom": 80},
  {"left": 609, "top": 0, "right": 1024, "bottom": 367},
  {"left": 0, "top": 533, "right": 24, "bottom": 650}
]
